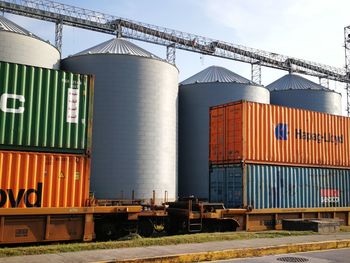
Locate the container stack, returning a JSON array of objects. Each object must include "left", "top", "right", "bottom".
[
  {"left": 0, "top": 61, "right": 94, "bottom": 208},
  {"left": 178, "top": 65, "right": 269, "bottom": 200},
  {"left": 209, "top": 100, "right": 350, "bottom": 209}
]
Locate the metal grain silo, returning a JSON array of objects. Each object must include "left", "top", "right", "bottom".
[
  {"left": 0, "top": 16, "right": 60, "bottom": 69},
  {"left": 267, "top": 74, "right": 342, "bottom": 115},
  {"left": 179, "top": 66, "right": 270, "bottom": 199},
  {"left": 62, "top": 38, "right": 178, "bottom": 203}
]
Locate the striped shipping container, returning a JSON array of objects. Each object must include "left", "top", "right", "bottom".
[
  {"left": 210, "top": 101, "right": 349, "bottom": 167},
  {"left": 0, "top": 151, "right": 90, "bottom": 208},
  {"left": 210, "top": 164, "right": 350, "bottom": 209},
  {"left": 0, "top": 61, "right": 94, "bottom": 154}
]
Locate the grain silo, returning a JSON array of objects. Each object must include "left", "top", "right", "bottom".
[
  {"left": 0, "top": 16, "right": 60, "bottom": 69},
  {"left": 267, "top": 73, "right": 342, "bottom": 115},
  {"left": 179, "top": 66, "right": 270, "bottom": 199},
  {"left": 62, "top": 38, "right": 178, "bottom": 203}
]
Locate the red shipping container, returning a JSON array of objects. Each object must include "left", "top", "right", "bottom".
[{"left": 210, "top": 101, "right": 349, "bottom": 167}]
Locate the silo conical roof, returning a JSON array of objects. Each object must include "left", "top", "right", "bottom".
[
  {"left": 74, "top": 38, "right": 161, "bottom": 59},
  {"left": 0, "top": 16, "right": 41, "bottom": 39},
  {"left": 267, "top": 73, "right": 331, "bottom": 91},
  {"left": 180, "top": 66, "right": 256, "bottom": 85},
  {"left": 0, "top": 16, "right": 59, "bottom": 69}
]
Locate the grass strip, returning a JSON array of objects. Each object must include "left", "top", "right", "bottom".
[
  {"left": 340, "top": 226, "right": 350, "bottom": 232},
  {"left": 0, "top": 230, "right": 314, "bottom": 257}
]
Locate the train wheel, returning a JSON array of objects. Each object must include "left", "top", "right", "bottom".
[
  {"left": 95, "top": 221, "right": 117, "bottom": 241},
  {"left": 202, "top": 219, "right": 217, "bottom": 232},
  {"left": 165, "top": 218, "right": 179, "bottom": 235},
  {"left": 219, "top": 219, "right": 238, "bottom": 232},
  {"left": 138, "top": 219, "right": 154, "bottom": 237}
]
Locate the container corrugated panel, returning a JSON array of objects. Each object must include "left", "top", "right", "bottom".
[
  {"left": 210, "top": 164, "right": 350, "bottom": 209},
  {"left": 0, "top": 151, "right": 90, "bottom": 208},
  {"left": 0, "top": 61, "right": 94, "bottom": 154},
  {"left": 246, "top": 164, "right": 350, "bottom": 209},
  {"left": 209, "top": 165, "right": 243, "bottom": 208},
  {"left": 210, "top": 101, "right": 350, "bottom": 167}
]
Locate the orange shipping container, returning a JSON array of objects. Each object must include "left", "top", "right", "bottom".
[
  {"left": 0, "top": 151, "right": 90, "bottom": 208},
  {"left": 210, "top": 101, "right": 350, "bottom": 167}
]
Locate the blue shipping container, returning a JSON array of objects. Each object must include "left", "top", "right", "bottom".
[{"left": 210, "top": 164, "right": 350, "bottom": 209}]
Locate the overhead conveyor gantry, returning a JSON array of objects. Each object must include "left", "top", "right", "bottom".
[{"left": 1, "top": 0, "right": 350, "bottom": 112}]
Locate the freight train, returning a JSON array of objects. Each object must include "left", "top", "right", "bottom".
[{"left": 0, "top": 60, "right": 350, "bottom": 245}]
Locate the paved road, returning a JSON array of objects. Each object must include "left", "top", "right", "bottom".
[
  {"left": 1, "top": 233, "right": 350, "bottom": 263},
  {"left": 213, "top": 248, "right": 350, "bottom": 263}
]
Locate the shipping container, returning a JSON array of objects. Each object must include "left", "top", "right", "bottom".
[
  {"left": 0, "top": 61, "right": 94, "bottom": 154},
  {"left": 0, "top": 151, "right": 90, "bottom": 208},
  {"left": 210, "top": 163, "right": 350, "bottom": 209},
  {"left": 210, "top": 101, "right": 350, "bottom": 167}
]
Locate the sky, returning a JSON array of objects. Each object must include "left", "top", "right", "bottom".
[{"left": 2, "top": 0, "right": 350, "bottom": 112}]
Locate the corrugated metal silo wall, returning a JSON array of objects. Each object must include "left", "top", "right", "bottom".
[
  {"left": 62, "top": 55, "right": 178, "bottom": 202},
  {"left": 0, "top": 31, "right": 60, "bottom": 69},
  {"left": 210, "top": 164, "right": 350, "bottom": 209},
  {"left": 179, "top": 82, "right": 269, "bottom": 199},
  {"left": 270, "top": 89, "right": 342, "bottom": 115}
]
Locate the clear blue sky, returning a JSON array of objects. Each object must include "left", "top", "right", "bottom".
[{"left": 3, "top": 0, "right": 350, "bottom": 111}]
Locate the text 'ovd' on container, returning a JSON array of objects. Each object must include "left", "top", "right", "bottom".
[{"left": 0, "top": 151, "right": 90, "bottom": 208}]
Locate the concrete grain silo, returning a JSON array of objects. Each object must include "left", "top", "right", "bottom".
[
  {"left": 0, "top": 16, "right": 60, "bottom": 69},
  {"left": 267, "top": 74, "right": 342, "bottom": 115},
  {"left": 62, "top": 38, "right": 178, "bottom": 203},
  {"left": 179, "top": 66, "right": 270, "bottom": 199}
]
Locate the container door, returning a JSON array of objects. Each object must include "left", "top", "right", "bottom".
[
  {"left": 226, "top": 167, "right": 243, "bottom": 208},
  {"left": 209, "top": 108, "right": 225, "bottom": 163},
  {"left": 209, "top": 167, "right": 225, "bottom": 203},
  {"left": 225, "top": 104, "right": 243, "bottom": 162}
]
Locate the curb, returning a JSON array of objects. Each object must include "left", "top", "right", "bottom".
[{"left": 101, "top": 239, "right": 350, "bottom": 263}]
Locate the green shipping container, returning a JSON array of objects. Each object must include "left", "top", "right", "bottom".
[{"left": 0, "top": 61, "right": 94, "bottom": 154}]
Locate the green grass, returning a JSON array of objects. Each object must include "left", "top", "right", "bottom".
[
  {"left": 0, "top": 231, "right": 314, "bottom": 257},
  {"left": 340, "top": 226, "right": 350, "bottom": 232}
]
